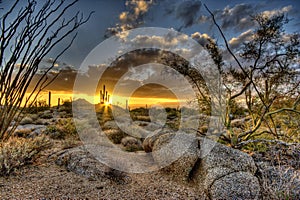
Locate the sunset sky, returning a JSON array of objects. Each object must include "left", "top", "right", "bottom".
[{"left": 3, "top": 0, "right": 300, "bottom": 107}]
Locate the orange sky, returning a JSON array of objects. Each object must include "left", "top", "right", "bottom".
[{"left": 25, "top": 89, "right": 182, "bottom": 109}]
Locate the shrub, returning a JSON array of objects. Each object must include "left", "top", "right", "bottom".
[
  {"left": 44, "top": 125, "right": 63, "bottom": 139},
  {"left": 44, "top": 119, "right": 78, "bottom": 140},
  {"left": 39, "top": 111, "right": 53, "bottom": 119},
  {"left": 13, "top": 129, "right": 32, "bottom": 138},
  {"left": 57, "top": 118, "right": 77, "bottom": 137},
  {"left": 104, "top": 129, "right": 125, "bottom": 144},
  {"left": 19, "top": 116, "right": 33, "bottom": 125},
  {"left": 121, "top": 136, "right": 143, "bottom": 152},
  {"left": 133, "top": 115, "right": 151, "bottom": 122},
  {"left": 0, "top": 136, "right": 52, "bottom": 175}
]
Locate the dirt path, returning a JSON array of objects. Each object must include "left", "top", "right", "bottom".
[{"left": 0, "top": 147, "right": 205, "bottom": 199}]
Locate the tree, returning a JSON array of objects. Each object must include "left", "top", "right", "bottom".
[
  {"left": 0, "top": 0, "right": 92, "bottom": 140},
  {"left": 204, "top": 5, "right": 300, "bottom": 147}
]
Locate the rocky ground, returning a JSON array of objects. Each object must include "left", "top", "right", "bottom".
[
  {"left": 0, "top": 143, "right": 205, "bottom": 199},
  {"left": 1, "top": 108, "right": 299, "bottom": 199}
]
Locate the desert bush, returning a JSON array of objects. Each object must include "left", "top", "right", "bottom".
[
  {"left": 44, "top": 125, "right": 64, "bottom": 139},
  {"left": 133, "top": 115, "right": 151, "bottom": 122},
  {"left": 39, "top": 111, "right": 53, "bottom": 119},
  {"left": 104, "top": 129, "right": 126, "bottom": 144},
  {"left": 121, "top": 136, "right": 143, "bottom": 152},
  {"left": 44, "top": 119, "right": 78, "bottom": 140},
  {"left": 19, "top": 116, "right": 33, "bottom": 125},
  {"left": 13, "top": 129, "right": 32, "bottom": 138},
  {"left": 34, "top": 119, "right": 45, "bottom": 125},
  {"left": 58, "top": 101, "right": 73, "bottom": 115},
  {"left": 0, "top": 136, "right": 52, "bottom": 175},
  {"left": 61, "top": 138, "right": 81, "bottom": 150},
  {"left": 57, "top": 119, "right": 77, "bottom": 137}
]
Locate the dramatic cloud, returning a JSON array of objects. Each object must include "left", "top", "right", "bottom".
[
  {"left": 261, "top": 5, "right": 292, "bottom": 18},
  {"left": 175, "top": 0, "right": 201, "bottom": 30},
  {"left": 191, "top": 32, "right": 213, "bottom": 47},
  {"left": 130, "top": 33, "right": 189, "bottom": 49},
  {"left": 214, "top": 3, "right": 256, "bottom": 31},
  {"left": 165, "top": 0, "right": 201, "bottom": 31},
  {"left": 105, "top": 0, "right": 154, "bottom": 38},
  {"left": 198, "top": 3, "right": 294, "bottom": 32},
  {"left": 229, "top": 29, "right": 254, "bottom": 49}
]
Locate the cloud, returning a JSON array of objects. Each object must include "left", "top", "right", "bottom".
[
  {"left": 229, "top": 29, "right": 254, "bottom": 49},
  {"left": 165, "top": 0, "right": 201, "bottom": 31},
  {"left": 124, "top": 66, "right": 156, "bottom": 83},
  {"left": 175, "top": 0, "right": 201, "bottom": 30},
  {"left": 200, "top": 3, "right": 294, "bottom": 32},
  {"left": 261, "top": 5, "right": 292, "bottom": 18},
  {"left": 214, "top": 3, "right": 256, "bottom": 31},
  {"left": 191, "top": 32, "right": 213, "bottom": 47},
  {"left": 130, "top": 33, "right": 189, "bottom": 49},
  {"left": 105, "top": 0, "right": 154, "bottom": 38}
]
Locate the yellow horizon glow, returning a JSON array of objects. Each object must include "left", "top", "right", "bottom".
[{"left": 23, "top": 91, "right": 186, "bottom": 108}]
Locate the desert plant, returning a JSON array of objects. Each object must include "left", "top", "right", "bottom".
[
  {"left": 0, "top": 0, "right": 92, "bottom": 140},
  {"left": 121, "top": 136, "right": 143, "bottom": 152},
  {"left": 19, "top": 116, "right": 33, "bottom": 125},
  {"left": 57, "top": 118, "right": 78, "bottom": 138},
  {"left": 104, "top": 129, "right": 126, "bottom": 144},
  {"left": 44, "top": 125, "right": 63, "bottom": 140},
  {"left": 204, "top": 5, "right": 300, "bottom": 147},
  {"left": 0, "top": 136, "right": 52, "bottom": 175}
]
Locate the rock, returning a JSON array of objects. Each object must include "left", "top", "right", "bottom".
[
  {"left": 149, "top": 130, "right": 199, "bottom": 183},
  {"left": 230, "top": 117, "right": 251, "bottom": 128},
  {"left": 55, "top": 146, "right": 131, "bottom": 184},
  {"left": 19, "top": 116, "right": 33, "bottom": 125},
  {"left": 157, "top": 138, "right": 200, "bottom": 183},
  {"left": 210, "top": 172, "right": 261, "bottom": 199},
  {"left": 199, "top": 140, "right": 257, "bottom": 175},
  {"left": 121, "top": 136, "right": 143, "bottom": 152},
  {"left": 149, "top": 132, "right": 261, "bottom": 198},
  {"left": 13, "top": 124, "right": 47, "bottom": 138},
  {"left": 143, "top": 129, "right": 171, "bottom": 152},
  {"left": 194, "top": 140, "right": 261, "bottom": 198},
  {"left": 256, "top": 162, "right": 300, "bottom": 199}
]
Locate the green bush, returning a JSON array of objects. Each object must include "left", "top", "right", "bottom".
[{"left": 44, "top": 119, "right": 78, "bottom": 140}]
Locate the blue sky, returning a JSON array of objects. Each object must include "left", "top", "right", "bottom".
[
  {"left": 46, "top": 0, "right": 300, "bottom": 67},
  {"left": 2, "top": 0, "right": 299, "bottom": 99},
  {"left": 3, "top": 0, "right": 299, "bottom": 67}
]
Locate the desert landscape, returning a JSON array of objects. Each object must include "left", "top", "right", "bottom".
[{"left": 0, "top": 0, "right": 299, "bottom": 199}]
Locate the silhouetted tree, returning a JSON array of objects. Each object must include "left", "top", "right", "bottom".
[{"left": 0, "top": 0, "right": 92, "bottom": 140}]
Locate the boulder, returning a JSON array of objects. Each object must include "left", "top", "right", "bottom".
[
  {"left": 148, "top": 131, "right": 261, "bottom": 198},
  {"left": 196, "top": 139, "right": 260, "bottom": 198},
  {"left": 210, "top": 171, "right": 261, "bottom": 199},
  {"left": 142, "top": 129, "right": 172, "bottom": 152},
  {"left": 55, "top": 146, "right": 131, "bottom": 184},
  {"left": 13, "top": 124, "right": 47, "bottom": 138},
  {"left": 199, "top": 140, "right": 257, "bottom": 176},
  {"left": 148, "top": 130, "right": 199, "bottom": 183}
]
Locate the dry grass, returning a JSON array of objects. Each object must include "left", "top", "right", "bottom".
[{"left": 0, "top": 136, "right": 52, "bottom": 175}]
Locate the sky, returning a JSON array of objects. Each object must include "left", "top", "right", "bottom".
[{"left": 2, "top": 0, "right": 300, "bottom": 107}]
